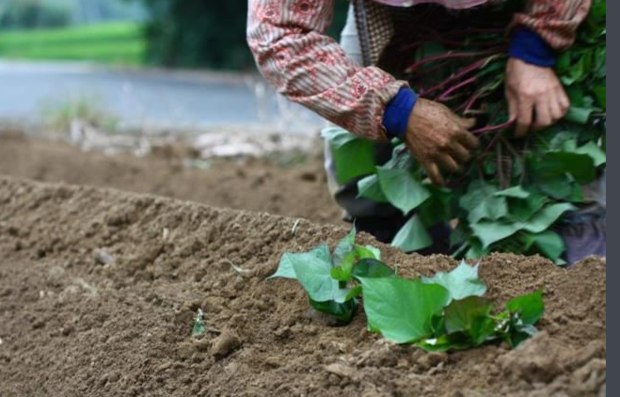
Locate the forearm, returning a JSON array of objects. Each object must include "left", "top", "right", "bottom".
[
  {"left": 512, "top": 0, "right": 592, "bottom": 51},
  {"left": 247, "top": 0, "right": 408, "bottom": 141}
]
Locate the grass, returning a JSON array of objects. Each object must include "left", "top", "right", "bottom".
[{"left": 0, "top": 22, "right": 146, "bottom": 66}]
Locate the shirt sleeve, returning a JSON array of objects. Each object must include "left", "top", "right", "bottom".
[
  {"left": 508, "top": 28, "right": 557, "bottom": 67},
  {"left": 247, "top": 0, "right": 409, "bottom": 141},
  {"left": 512, "top": 0, "right": 592, "bottom": 51}
]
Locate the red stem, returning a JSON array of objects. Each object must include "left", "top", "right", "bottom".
[
  {"left": 472, "top": 120, "right": 515, "bottom": 135},
  {"left": 421, "top": 58, "right": 488, "bottom": 97},
  {"left": 483, "top": 131, "right": 503, "bottom": 154},
  {"left": 436, "top": 76, "right": 477, "bottom": 102},
  {"left": 403, "top": 36, "right": 507, "bottom": 49},
  {"left": 405, "top": 48, "right": 502, "bottom": 73},
  {"left": 464, "top": 90, "right": 486, "bottom": 113}
]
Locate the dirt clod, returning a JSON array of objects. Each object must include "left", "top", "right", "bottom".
[
  {"left": 418, "top": 352, "right": 449, "bottom": 371},
  {"left": 498, "top": 331, "right": 567, "bottom": 383},
  {"left": 210, "top": 330, "right": 242, "bottom": 360}
]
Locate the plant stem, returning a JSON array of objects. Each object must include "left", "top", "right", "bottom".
[
  {"left": 472, "top": 120, "right": 515, "bottom": 135},
  {"left": 497, "top": 142, "right": 505, "bottom": 189},
  {"left": 483, "top": 131, "right": 503, "bottom": 154},
  {"left": 405, "top": 48, "right": 502, "bottom": 73},
  {"left": 436, "top": 76, "right": 477, "bottom": 101},
  {"left": 421, "top": 58, "right": 487, "bottom": 96},
  {"left": 519, "top": 135, "right": 530, "bottom": 185}
]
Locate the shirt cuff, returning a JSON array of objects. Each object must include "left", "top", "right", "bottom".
[
  {"left": 509, "top": 29, "right": 557, "bottom": 68},
  {"left": 382, "top": 87, "right": 418, "bottom": 139}
]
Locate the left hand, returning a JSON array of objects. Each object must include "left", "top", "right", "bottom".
[{"left": 505, "top": 58, "right": 570, "bottom": 137}]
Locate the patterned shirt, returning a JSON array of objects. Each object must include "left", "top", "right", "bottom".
[
  {"left": 374, "top": 0, "right": 487, "bottom": 8},
  {"left": 247, "top": 0, "right": 592, "bottom": 141}
]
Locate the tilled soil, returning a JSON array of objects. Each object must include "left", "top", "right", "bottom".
[
  {"left": 0, "top": 177, "right": 606, "bottom": 397},
  {"left": 0, "top": 132, "right": 341, "bottom": 224}
]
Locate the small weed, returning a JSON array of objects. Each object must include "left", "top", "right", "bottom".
[
  {"left": 192, "top": 309, "right": 206, "bottom": 337},
  {"left": 41, "top": 95, "right": 119, "bottom": 132}
]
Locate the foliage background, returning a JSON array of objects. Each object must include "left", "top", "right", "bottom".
[{"left": 137, "top": 0, "right": 349, "bottom": 70}]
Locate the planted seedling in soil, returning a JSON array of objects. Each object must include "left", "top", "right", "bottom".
[
  {"left": 269, "top": 226, "right": 391, "bottom": 323},
  {"left": 271, "top": 228, "right": 544, "bottom": 352},
  {"left": 192, "top": 309, "right": 206, "bottom": 337}
]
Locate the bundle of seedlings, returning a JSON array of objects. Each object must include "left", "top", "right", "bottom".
[{"left": 323, "top": 0, "right": 606, "bottom": 263}]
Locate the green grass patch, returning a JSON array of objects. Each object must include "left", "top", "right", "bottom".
[{"left": 0, "top": 22, "right": 146, "bottom": 66}]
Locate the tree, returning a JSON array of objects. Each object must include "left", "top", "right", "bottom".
[
  {"left": 138, "top": 0, "right": 348, "bottom": 71},
  {"left": 0, "top": 0, "right": 72, "bottom": 30}
]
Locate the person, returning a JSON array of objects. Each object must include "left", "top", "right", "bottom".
[{"left": 247, "top": 0, "right": 602, "bottom": 262}]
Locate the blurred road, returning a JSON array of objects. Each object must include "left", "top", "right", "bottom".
[{"left": 0, "top": 60, "right": 321, "bottom": 132}]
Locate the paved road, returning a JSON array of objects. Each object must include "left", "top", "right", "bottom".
[{"left": 0, "top": 61, "right": 321, "bottom": 132}]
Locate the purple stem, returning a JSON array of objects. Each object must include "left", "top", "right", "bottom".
[
  {"left": 405, "top": 48, "right": 501, "bottom": 73},
  {"left": 483, "top": 131, "right": 503, "bottom": 154},
  {"left": 463, "top": 90, "right": 487, "bottom": 113},
  {"left": 472, "top": 120, "right": 515, "bottom": 135},
  {"left": 436, "top": 76, "right": 477, "bottom": 102},
  {"left": 421, "top": 58, "right": 487, "bottom": 97}
]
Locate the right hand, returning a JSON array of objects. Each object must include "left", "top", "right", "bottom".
[{"left": 404, "top": 98, "right": 480, "bottom": 186}]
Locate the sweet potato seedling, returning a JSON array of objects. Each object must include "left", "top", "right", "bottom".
[{"left": 271, "top": 228, "right": 544, "bottom": 352}]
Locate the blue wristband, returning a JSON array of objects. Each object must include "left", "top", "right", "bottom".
[
  {"left": 509, "top": 29, "right": 557, "bottom": 68},
  {"left": 383, "top": 87, "right": 418, "bottom": 139}
]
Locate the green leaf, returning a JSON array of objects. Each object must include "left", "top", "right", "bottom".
[
  {"left": 421, "top": 261, "right": 487, "bottom": 302},
  {"left": 565, "top": 106, "right": 595, "bottom": 125},
  {"left": 330, "top": 252, "right": 356, "bottom": 282},
  {"left": 361, "top": 245, "right": 382, "bottom": 261},
  {"left": 345, "top": 285, "right": 363, "bottom": 301},
  {"left": 352, "top": 258, "right": 395, "bottom": 280},
  {"left": 377, "top": 166, "right": 430, "bottom": 214},
  {"left": 192, "top": 309, "right": 206, "bottom": 337},
  {"left": 416, "top": 334, "right": 474, "bottom": 352},
  {"left": 323, "top": 128, "right": 376, "bottom": 185},
  {"left": 592, "top": 86, "right": 606, "bottom": 109},
  {"left": 573, "top": 141, "right": 606, "bottom": 167},
  {"left": 536, "top": 175, "right": 574, "bottom": 201},
  {"left": 535, "top": 151, "right": 596, "bottom": 184},
  {"left": 391, "top": 216, "right": 432, "bottom": 252},
  {"left": 522, "top": 203, "right": 576, "bottom": 234},
  {"left": 470, "top": 222, "right": 521, "bottom": 249},
  {"left": 468, "top": 195, "right": 508, "bottom": 224},
  {"left": 508, "top": 193, "right": 547, "bottom": 223},
  {"left": 291, "top": 252, "right": 340, "bottom": 302},
  {"left": 332, "top": 242, "right": 383, "bottom": 282},
  {"left": 270, "top": 244, "right": 331, "bottom": 280},
  {"left": 357, "top": 174, "right": 388, "bottom": 202},
  {"left": 359, "top": 277, "right": 450, "bottom": 344},
  {"left": 444, "top": 297, "right": 496, "bottom": 345},
  {"left": 523, "top": 231, "right": 566, "bottom": 263},
  {"left": 334, "top": 227, "right": 356, "bottom": 266},
  {"left": 465, "top": 239, "right": 486, "bottom": 260},
  {"left": 309, "top": 298, "right": 357, "bottom": 324},
  {"left": 419, "top": 185, "right": 455, "bottom": 227},
  {"left": 494, "top": 186, "right": 530, "bottom": 199},
  {"left": 320, "top": 127, "right": 357, "bottom": 149},
  {"left": 506, "top": 290, "right": 544, "bottom": 325},
  {"left": 459, "top": 181, "right": 496, "bottom": 212}
]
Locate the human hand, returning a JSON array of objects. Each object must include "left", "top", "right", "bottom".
[
  {"left": 404, "top": 98, "right": 479, "bottom": 186},
  {"left": 506, "top": 58, "right": 570, "bottom": 137}
]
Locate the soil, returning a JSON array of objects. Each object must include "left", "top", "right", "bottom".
[
  {"left": 0, "top": 176, "right": 606, "bottom": 397},
  {"left": 0, "top": 131, "right": 342, "bottom": 224}
]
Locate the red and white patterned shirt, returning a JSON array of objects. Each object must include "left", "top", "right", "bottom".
[{"left": 247, "top": 0, "right": 591, "bottom": 141}]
